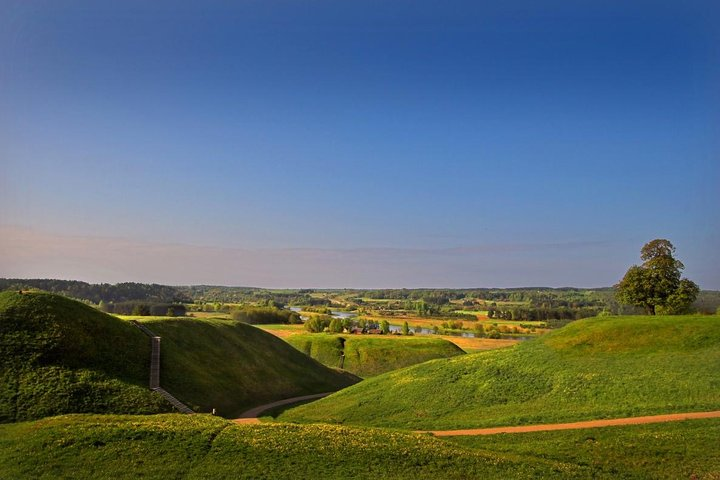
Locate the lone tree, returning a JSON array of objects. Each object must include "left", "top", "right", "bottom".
[{"left": 616, "top": 239, "right": 699, "bottom": 315}]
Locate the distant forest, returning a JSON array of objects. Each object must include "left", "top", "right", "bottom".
[
  {"left": 0, "top": 279, "right": 190, "bottom": 304},
  {"left": 2, "top": 278, "right": 719, "bottom": 315}
]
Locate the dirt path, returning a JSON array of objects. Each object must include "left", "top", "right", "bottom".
[
  {"left": 233, "top": 392, "right": 333, "bottom": 424},
  {"left": 420, "top": 410, "right": 720, "bottom": 436}
]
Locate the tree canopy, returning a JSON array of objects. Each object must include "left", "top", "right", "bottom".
[{"left": 616, "top": 239, "right": 699, "bottom": 315}]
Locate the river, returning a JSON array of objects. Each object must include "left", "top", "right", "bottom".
[{"left": 288, "top": 307, "right": 533, "bottom": 341}]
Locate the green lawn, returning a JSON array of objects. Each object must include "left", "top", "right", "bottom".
[{"left": 278, "top": 315, "right": 720, "bottom": 429}]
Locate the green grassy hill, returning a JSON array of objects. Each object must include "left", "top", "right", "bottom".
[
  {"left": 286, "top": 334, "right": 465, "bottom": 377},
  {"left": 0, "top": 414, "right": 582, "bottom": 479},
  {"left": 2, "top": 414, "right": 717, "bottom": 479},
  {"left": 278, "top": 315, "right": 720, "bottom": 429},
  {"left": 0, "top": 291, "right": 171, "bottom": 422},
  {"left": 135, "top": 317, "right": 359, "bottom": 417},
  {"left": 445, "top": 418, "right": 720, "bottom": 480}
]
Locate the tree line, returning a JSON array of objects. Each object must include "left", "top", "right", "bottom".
[
  {"left": 0, "top": 279, "right": 189, "bottom": 304},
  {"left": 487, "top": 306, "right": 602, "bottom": 321}
]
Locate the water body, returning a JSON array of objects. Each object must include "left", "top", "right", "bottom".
[
  {"left": 288, "top": 307, "right": 532, "bottom": 341},
  {"left": 387, "top": 324, "right": 533, "bottom": 341}
]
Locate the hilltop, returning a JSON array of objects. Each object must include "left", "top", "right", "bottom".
[
  {"left": 0, "top": 291, "right": 170, "bottom": 422},
  {"left": 286, "top": 334, "right": 465, "bottom": 377},
  {"left": 278, "top": 315, "right": 720, "bottom": 429}
]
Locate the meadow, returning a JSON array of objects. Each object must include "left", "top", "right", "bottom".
[
  {"left": 2, "top": 414, "right": 718, "bottom": 479},
  {"left": 0, "top": 413, "right": 607, "bottom": 479},
  {"left": 444, "top": 418, "right": 720, "bottom": 479},
  {"left": 278, "top": 315, "right": 720, "bottom": 429}
]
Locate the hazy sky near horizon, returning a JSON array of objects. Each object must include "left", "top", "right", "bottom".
[{"left": 1, "top": 1, "right": 719, "bottom": 289}]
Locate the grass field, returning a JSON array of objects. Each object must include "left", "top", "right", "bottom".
[
  {"left": 278, "top": 315, "right": 720, "bottom": 429},
  {"left": 0, "top": 414, "right": 588, "bottom": 479},
  {"left": 130, "top": 317, "right": 358, "bottom": 417},
  {"left": 437, "top": 335, "right": 520, "bottom": 353},
  {"left": 286, "top": 334, "right": 465, "bottom": 377},
  {"left": 185, "top": 311, "right": 231, "bottom": 319},
  {"left": 444, "top": 418, "right": 720, "bottom": 480},
  {"left": 2, "top": 414, "right": 716, "bottom": 479},
  {"left": 257, "top": 323, "right": 306, "bottom": 338}
]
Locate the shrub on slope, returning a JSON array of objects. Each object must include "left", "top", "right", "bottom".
[
  {"left": 287, "top": 334, "right": 465, "bottom": 377},
  {"left": 0, "top": 291, "right": 170, "bottom": 422},
  {"left": 278, "top": 315, "right": 720, "bottom": 429}
]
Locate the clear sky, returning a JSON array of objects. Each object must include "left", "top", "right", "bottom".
[{"left": 1, "top": 0, "right": 718, "bottom": 289}]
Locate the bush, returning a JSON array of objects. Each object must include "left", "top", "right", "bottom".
[
  {"left": 304, "top": 315, "right": 332, "bottom": 333},
  {"left": 329, "top": 318, "right": 343, "bottom": 333},
  {"left": 231, "top": 307, "right": 300, "bottom": 325}
]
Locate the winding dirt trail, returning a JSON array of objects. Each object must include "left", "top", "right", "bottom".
[
  {"left": 419, "top": 410, "right": 720, "bottom": 436},
  {"left": 233, "top": 392, "right": 333, "bottom": 424},
  {"left": 234, "top": 401, "right": 720, "bottom": 435}
]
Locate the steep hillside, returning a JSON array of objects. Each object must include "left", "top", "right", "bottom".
[
  {"left": 286, "top": 334, "right": 465, "bottom": 377},
  {"left": 0, "top": 291, "right": 170, "bottom": 422},
  {"left": 278, "top": 315, "right": 720, "bottom": 429},
  {"left": 137, "top": 317, "right": 359, "bottom": 417}
]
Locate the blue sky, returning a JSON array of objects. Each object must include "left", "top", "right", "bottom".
[{"left": 1, "top": 1, "right": 718, "bottom": 288}]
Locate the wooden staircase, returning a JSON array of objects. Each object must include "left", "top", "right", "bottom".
[
  {"left": 130, "top": 320, "right": 193, "bottom": 414},
  {"left": 149, "top": 336, "right": 160, "bottom": 389},
  {"left": 152, "top": 387, "right": 194, "bottom": 414}
]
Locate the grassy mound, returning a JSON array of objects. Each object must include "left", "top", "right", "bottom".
[
  {"left": 278, "top": 315, "right": 720, "bottom": 429},
  {"left": 0, "top": 291, "right": 170, "bottom": 422},
  {"left": 286, "top": 334, "right": 465, "bottom": 377},
  {"left": 135, "top": 317, "right": 359, "bottom": 417},
  {"left": 0, "top": 414, "right": 585, "bottom": 479}
]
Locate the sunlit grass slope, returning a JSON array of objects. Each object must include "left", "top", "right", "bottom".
[
  {"left": 278, "top": 315, "right": 720, "bottom": 429},
  {"left": 444, "top": 418, "right": 720, "bottom": 480},
  {"left": 137, "top": 317, "right": 359, "bottom": 417},
  {"left": 286, "top": 334, "right": 465, "bottom": 377},
  {"left": 0, "top": 291, "right": 170, "bottom": 422},
  {"left": 0, "top": 414, "right": 587, "bottom": 479}
]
